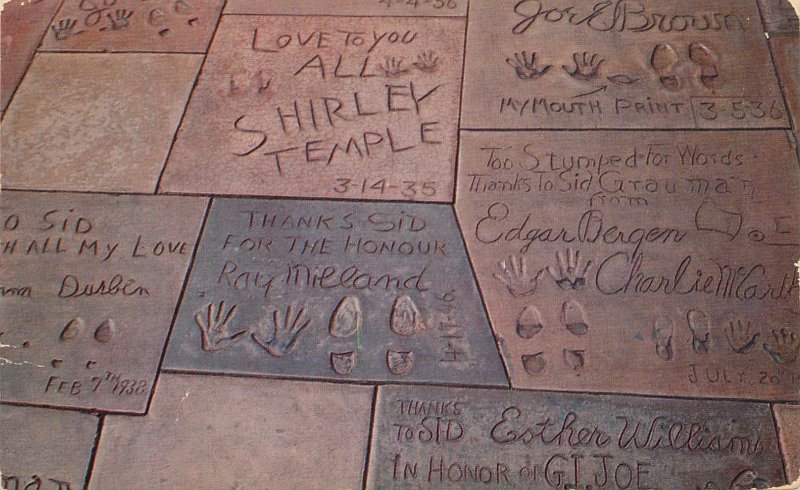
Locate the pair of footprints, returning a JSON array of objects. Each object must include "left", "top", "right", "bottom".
[
  {"left": 52, "top": 317, "right": 116, "bottom": 369},
  {"left": 652, "top": 310, "right": 798, "bottom": 364},
  {"left": 651, "top": 43, "right": 720, "bottom": 90},
  {"left": 329, "top": 295, "right": 421, "bottom": 376},
  {"left": 517, "top": 299, "right": 590, "bottom": 376},
  {"left": 59, "top": 317, "right": 116, "bottom": 344}
]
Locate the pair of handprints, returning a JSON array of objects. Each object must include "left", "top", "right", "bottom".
[
  {"left": 195, "top": 301, "right": 311, "bottom": 357},
  {"left": 380, "top": 50, "right": 441, "bottom": 77},
  {"left": 506, "top": 50, "right": 615, "bottom": 82},
  {"left": 494, "top": 248, "right": 592, "bottom": 297}
]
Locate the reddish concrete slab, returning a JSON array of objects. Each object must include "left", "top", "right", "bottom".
[
  {"left": 163, "top": 198, "right": 507, "bottom": 386},
  {"left": 758, "top": 0, "right": 800, "bottom": 36},
  {"left": 771, "top": 36, "right": 800, "bottom": 133},
  {"left": 40, "top": 0, "right": 224, "bottom": 53},
  {"left": 0, "top": 53, "right": 201, "bottom": 193},
  {"left": 773, "top": 404, "right": 800, "bottom": 484},
  {"left": 462, "top": 0, "right": 790, "bottom": 129},
  {"left": 0, "top": 191, "right": 207, "bottom": 413},
  {"left": 0, "top": 404, "right": 98, "bottom": 490},
  {"left": 367, "top": 385, "right": 786, "bottom": 489},
  {"left": 89, "top": 373, "right": 373, "bottom": 489},
  {"left": 1, "top": 0, "right": 62, "bottom": 113},
  {"left": 226, "top": 0, "right": 467, "bottom": 16},
  {"left": 454, "top": 130, "right": 800, "bottom": 401},
  {"left": 159, "top": 15, "right": 464, "bottom": 202}
]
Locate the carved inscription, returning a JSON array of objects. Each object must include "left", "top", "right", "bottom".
[
  {"left": 163, "top": 198, "right": 507, "bottom": 386},
  {"left": 159, "top": 15, "right": 464, "bottom": 201},
  {"left": 462, "top": 0, "right": 790, "bottom": 129},
  {"left": 454, "top": 131, "right": 800, "bottom": 400},
  {"left": 41, "top": 0, "right": 224, "bottom": 52},
  {"left": 0, "top": 192, "right": 206, "bottom": 412},
  {"left": 367, "top": 385, "right": 786, "bottom": 489},
  {"left": 2, "top": 473, "right": 74, "bottom": 490}
]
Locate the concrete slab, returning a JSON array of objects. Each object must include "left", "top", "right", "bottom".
[
  {"left": 0, "top": 191, "right": 207, "bottom": 413},
  {"left": 158, "top": 15, "right": 464, "bottom": 202},
  {"left": 773, "top": 404, "right": 800, "bottom": 483},
  {"left": 89, "top": 373, "right": 373, "bottom": 489},
  {"left": 163, "top": 198, "right": 507, "bottom": 387},
  {"left": 455, "top": 130, "right": 800, "bottom": 401},
  {"left": 367, "top": 384, "right": 786, "bottom": 489},
  {"left": 0, "top": 404, "right": 98, "bottom": 490},
  {"left": 462, "top": 0, "right": 790, "bottom": 129},
  {"left": 1, "top": 0, "right": 62, "bottom": 113},
  {"left": 1, "top": 53, "right": 201, "bottom": 192}
]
